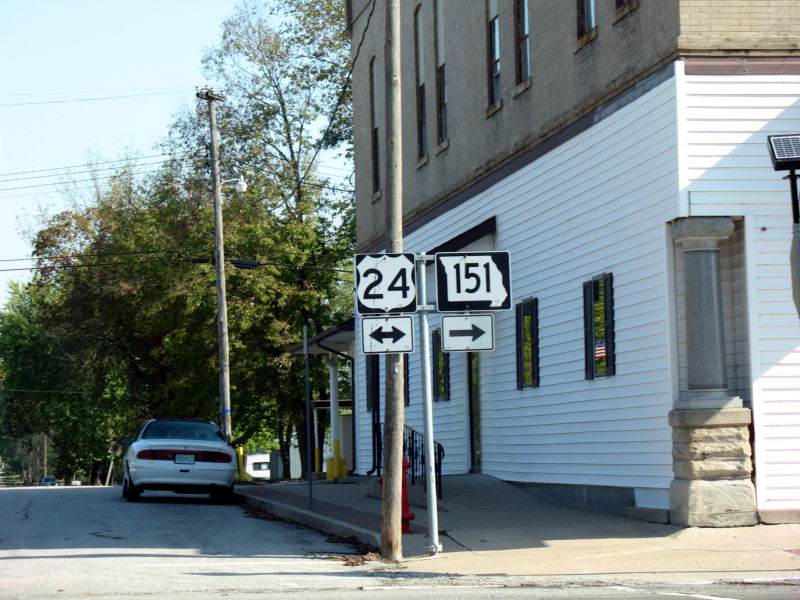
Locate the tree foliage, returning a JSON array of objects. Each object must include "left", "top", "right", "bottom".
[{"left": 0, "top": 0, "right": 354, "bottom": 479}]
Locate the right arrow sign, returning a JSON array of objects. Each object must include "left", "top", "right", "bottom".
[{"left": 441, "top": 314, "right": 495, "bottom": 352}]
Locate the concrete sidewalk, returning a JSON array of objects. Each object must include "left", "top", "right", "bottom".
[{"left": 235, "top": 473, "right": 800, "bottom": 583}]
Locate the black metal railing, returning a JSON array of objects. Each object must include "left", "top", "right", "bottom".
[
  {"left": 404, "top": 425, "right": 445, "bottom": 499},
  {"left": 368, "top": 423, "right": 445, "bottom": 499}
]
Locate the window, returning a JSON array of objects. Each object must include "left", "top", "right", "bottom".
[
  {"left": 369, "top": 57, "right": 380, "bottom": 194},
  {"left": 414, "top": 5, "right": 427, "bottom": 159},
  {"left": 583, "top": 273, "right": 615, "bottom": 379},
  {"left": 516, "top": 297, "right": 539, "bottom": 388},
  {"left": 366, "top": 354, "right": 380, "bottom": 411},
  {"left": 433, "top": 0, "right": 447, "bottom": 145},
  {"left": 432, "top": 329, "right": 450, "bottom": 401},
  {"left": 514, "top": 0, "right": 530, "bottom": 84},
  {"left": 577, "top": 0, "right": 596, "bottom": 38},
  {"left": 487, "top": 0, "right": 501, "bottom": 107}
]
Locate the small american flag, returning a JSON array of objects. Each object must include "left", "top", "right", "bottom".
[{"left": 594, "top": 339, "right": 606, "bottom": 359}]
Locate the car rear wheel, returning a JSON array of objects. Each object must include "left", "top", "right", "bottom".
[{"left": 124, "top": 478, "right": 141, "bottom": 502}]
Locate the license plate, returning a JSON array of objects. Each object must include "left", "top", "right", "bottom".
[{"left": 174, "top": 453, "right": 195, "bottom": 464}]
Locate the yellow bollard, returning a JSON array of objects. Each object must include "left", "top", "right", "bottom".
[{"left": 236, "top": 447, "right": 245, "bottom": 480}]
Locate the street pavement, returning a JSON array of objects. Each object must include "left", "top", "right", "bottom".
[{"left": 235, "top": 473, "right": 800, "bottom": 585}]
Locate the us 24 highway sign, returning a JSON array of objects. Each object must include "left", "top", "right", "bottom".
[{"left": 355, "top": 253, "right": 417, "bottom": 314}]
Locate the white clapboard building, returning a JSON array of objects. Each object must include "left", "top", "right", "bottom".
[{"left": 345, "top": 0, "right": 800, "bottom": 525}]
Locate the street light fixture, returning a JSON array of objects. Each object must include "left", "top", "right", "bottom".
[{"left": 766, "top": 133, "right": 800, "bottom": 318}]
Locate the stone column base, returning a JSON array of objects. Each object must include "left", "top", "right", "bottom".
[
  {"left": 670, "top": 478, "right": 758, "bottom": 527},
  {"left": 669, "top": 408, "right": 758, "bottom": 527}
]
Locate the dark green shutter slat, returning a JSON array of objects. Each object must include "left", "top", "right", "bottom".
[
  {"left": 604, "top": 272, "right": 616, "bottom": 376},
  {"left": 531, "top": 297, "right": 540, "bottom": 387},
  {"left": 515, "top": 303, "right": 524, "bottom": 389},
  {"left": 583, "top": 281, "right": 594, "bottom": 380}
]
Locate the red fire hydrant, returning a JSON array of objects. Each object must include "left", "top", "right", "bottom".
[{"left": 378, "top": 456, "right": 416, "bottom": 533}]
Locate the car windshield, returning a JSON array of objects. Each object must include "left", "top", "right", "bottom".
[{"left": 141, "top": 421, "right": 224, "bottom": 442}]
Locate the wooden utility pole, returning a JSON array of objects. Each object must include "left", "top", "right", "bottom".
[
  {"left": 197, "top": 88, "right": 233, "bottom": 443},
  {"left": 381, "top": 0, "right": 405, "bottom": 561}
]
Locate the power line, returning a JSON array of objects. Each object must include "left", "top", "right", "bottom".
[
  {"left": 0, "top": 256, "right": 353, "bottom": 277},
  {"left": 0, "top": 160, "right": 173, "bottom": 183},
  {"left": 0, "top": 153, "right": 177, "bottom": 178},
  {"left": 0, "top": 89, "right": 197, "bottom": 107},
  {"left": 0, "top": 248, "right": 212, "bottom": 263},
  {"left": 0, "top": 168, "right": 165, "bottom": 193},
  {"left": 300, "top": 0, "right": 377, "bottom": 185}
]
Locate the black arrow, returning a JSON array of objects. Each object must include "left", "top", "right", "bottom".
[
  {"left": 449, "top": 324, "right": 486, "bottom": 341},
  {"left": 370, "top": 326, "right": 406, "bottom": 344}
]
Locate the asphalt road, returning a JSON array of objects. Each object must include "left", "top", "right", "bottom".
[{"left": 0, "top": 486, "right": 795, "bottom": 600}]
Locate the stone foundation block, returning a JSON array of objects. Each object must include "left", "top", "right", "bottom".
[
  {"left": 672, "top": 426, "right": 750, "bottom": 444},
  {"left": 673, "top": 456, "right": 752, "bottom": 479},
  {"left": 673, "top": 440, "right": 752, "bottom": 461},
  {"left": 670, "top": 478, "right": 757, "bottom": 527}
]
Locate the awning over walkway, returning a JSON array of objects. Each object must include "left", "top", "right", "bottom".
[{"left": 285, "top": 317, "right": 354, "bottom": 355}]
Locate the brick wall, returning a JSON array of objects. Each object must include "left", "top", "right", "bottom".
[
  {"left": 349, "top": 0, "right": 800, "bottom": 250},
  {"left": 679, "top": 0, "right": 800, "bottom": 52}
]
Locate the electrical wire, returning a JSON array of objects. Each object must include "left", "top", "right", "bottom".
[
  {"left": 0, "top": 89, "right": 197, "bottom": 107},
  {"left": 0, "top": 153, "right": 183, "bottom": 178},
  {"left": 299, "top": 0, "right": 376, "bottom": 185},
  {"left": 0, "top": 169, "right": 165, "bottom": 193}
]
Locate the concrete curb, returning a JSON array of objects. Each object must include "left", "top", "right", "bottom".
[{"left": 239, "top": 493, "right": 381, "bottom": 550}]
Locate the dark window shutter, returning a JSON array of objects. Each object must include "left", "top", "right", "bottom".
[
  {"left": 531, "top": 297, "right": 540, "bottom": 387},
  {"left": 604, "top": 273, "right": 616, "bottom": 376},
  {"left": 583, "top": 280, "right": 595, "bottom": 380},
  {"left": 366, "top": 354, "right": 380, "bottom": 412},
  {"left": 403, "top": 354, "right": 410, "bottom": 406},
  {"left": 515, "top": 302, "right": 524, "bottom": 389}
]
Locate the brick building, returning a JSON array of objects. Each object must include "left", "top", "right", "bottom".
[{"left": 345, "top": 0, "right": 800, "bottom": 525}]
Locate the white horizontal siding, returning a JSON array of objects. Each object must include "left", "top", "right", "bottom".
[
  {"left": 683, "top": 71, "right": 800, "bottom": 511},
  {"left": 390, "top": 74, "right": 681, "bottom": 491}
]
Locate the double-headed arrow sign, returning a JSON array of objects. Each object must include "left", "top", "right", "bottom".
[
  {"left": 362, "top": 316, "right": 414, "bottom": 354},
  {"left": 369, "top": 325, "right": 406, "bottom": 344},
  {"left": 441, "top": 314, "right": 495, "bottom": 352}
]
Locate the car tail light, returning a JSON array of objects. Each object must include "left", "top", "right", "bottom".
[
  {"left": 196, "top": 451, "right": 233, "bottom": 463},
  {"left": 137, "top": 449, "right": 173, "bottom": 460},
  {"left": 136, "top": 449, "right": 232, "bottom": 462}
]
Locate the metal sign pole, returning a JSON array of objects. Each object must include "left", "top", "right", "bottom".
[
  {"left": 304, "top": 324, "right": 313, "bottom": 509},
  {"left": 416, "top": 256, "right": 442, "bottom": 555}
]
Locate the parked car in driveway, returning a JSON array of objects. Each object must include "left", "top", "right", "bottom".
[
  {"left": 40, "top": 476, "right": 58, "bottom": 486},
  {"left": 120, "top": 419, "right": 237, "bottom": 503}
]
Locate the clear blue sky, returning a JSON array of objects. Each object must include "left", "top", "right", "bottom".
[{"left": 0, "top": 1, "right": 250, "bottom": 305}]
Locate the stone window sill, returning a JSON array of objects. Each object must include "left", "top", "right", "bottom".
[
  {"left": 417, "top": 154, "right": 429, "bottom": 169},
  {"left": 613, "top": 0, "right": 639, "bottom": 25},
  {"left": 486, "top": 99, "right": 503, "bottom": 118},
  {"left": 575, "top": 27, "right": 597, "bottom": 52},
  {"left": 513, "top": 77, "right": 532, "bottom": 99},
  {"left": 435, "top": 138, "right": 450, "bottom": 156}
]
